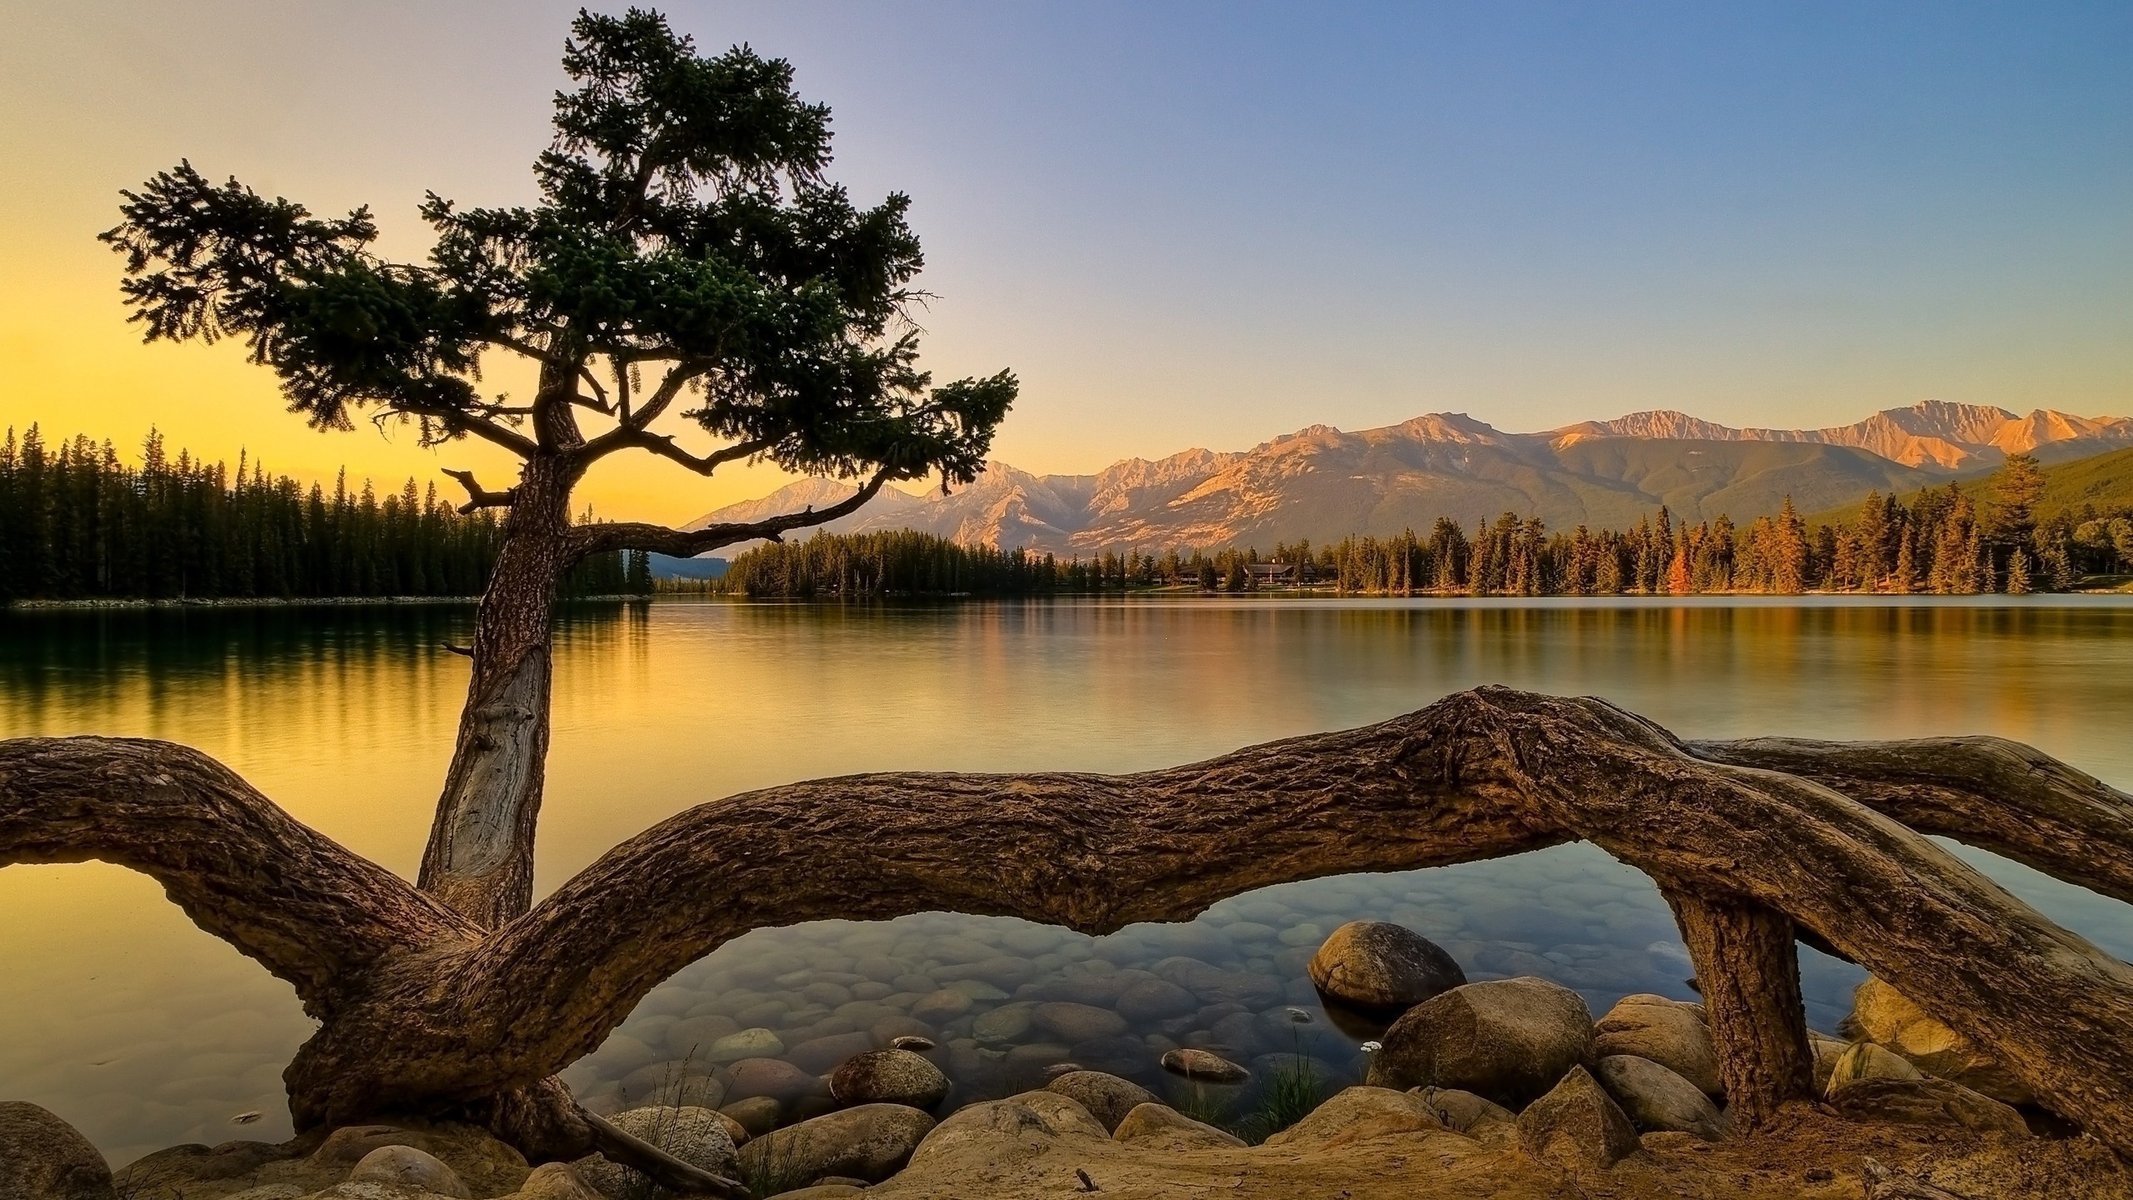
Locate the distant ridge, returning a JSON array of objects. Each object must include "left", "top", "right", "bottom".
[{"left": 687, "top": 400, "right": 2133, "bottom": 555}]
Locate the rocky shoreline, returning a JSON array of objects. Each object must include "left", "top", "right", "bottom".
[{"left": 5, "top": 919, "right": 2125, "bottom": 1199}]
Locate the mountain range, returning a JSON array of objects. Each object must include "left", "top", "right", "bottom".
[{"left": 686, "top": 401, "right": 2133, "bottom": 556}]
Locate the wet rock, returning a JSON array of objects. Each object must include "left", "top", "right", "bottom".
[
  {"left": 737, "top": 1104, "right": 936, "bottom": 1186},
  {"left": 1517, "top": 1066, "right": 1641, "bottom": 1169},
  {"left": 1826, "top": 1042, "right": 1924, "bottom": 1097},
  {"left": 1844, "top": 977, "right": 2032, "bottom": 1105},
  {"left": 1112, "top": 1102, "right": 1245, "bottom": 1150},
  {"left": 1307, "top": 921, "right": 1467, "bottom": 1012},
  {"left": 909, "top": 989, "right": 972, "bottom": 1024},
  {"left": 973, "top": 1002, "right": 1036, "bottom": 1047},
  {"left": 829, "top": 1049, "right": 951, "bottom": 1110},
  {"left": 720, "top": 1096, "right": 784, "bottom": 1138},
  {"left": 1828, "top": 1076, "right": 2030, "bottom": 1135},
  {"left": 706, "top": 1027, "right": 787, "bottom": 1065},
  {"left": 1031, "top": 1001, "right": 1130, "bottom": 1043},
  {"left": 1044, "top": 1071, "right": 1158, "bottom": 1133},
  {"left": 0, "top": 1102, "right": 115, "bottom": 1200},
  {"left": 1592, "top": 1055, "right": 1727, "bottom": 1141},
  {"left": 349, "top": 1147, "right": 471, "bottom": 1198},
  {"left": 1160, "top": 1048, "right": 1251, "bottom": 1084},
  {"left": 1262, "top": 1086, "right": 1444, "bottom": 1149},
  {"left": 786, "top": 1032, "right": 878, "bottom": 1075},
  {"left": 1370, "top": 976, "right": 1595, "bottom": 1109},
  {"left": 1115, "top": 978, "right": 1199, "bottom": 1022},
  {"left": 1152, "top": 957, "right": 1286, "bottom": 1009},
  {"left": 1593, "top": 994, "right": 1721, "bottom": 1098},
  {"left": 616, "top": 1062, "right": 725, "bottom": 1109},
  {"left": 723, "top": 1057, "right": 823, "bottom": 1106},
  {"left": 890, "top": 1035, "right": 936, "bottom": 1052},
  {"left": 574, "top": 1106, "right": 739, "bottom": 1199},
  {"left": 664, "top": 1014, "right": 743, "bottom": 1059}
]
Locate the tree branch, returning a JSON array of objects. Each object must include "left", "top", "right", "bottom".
[
  {"left": 0, "top": 737, "right": 473, "bottom": 1011},
  {"left": 567, "top": 468, "right": 892, "bottom": 560},
  {"left": 442, "top": 468, "right": 517, "bottom": 514},
  {"left": 590, "top": 432, "right": 772, "bottom": 478},
  {"left": 1687, "top": 734, "right": 2133, "bottom": 906},
  {"left": 447, "top": 689, "right": 2133, "bottom": 1154}
]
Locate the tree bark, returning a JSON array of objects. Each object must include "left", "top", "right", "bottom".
[
  {"left": 9, "top": 687, "right": 2133, "bottom": 1160},
  {"left": 418, "top": 455, "right": 581, "bottom": 927},
  {"left": 1663, "top": 890, "right": 1813, "bottom": 1127}
]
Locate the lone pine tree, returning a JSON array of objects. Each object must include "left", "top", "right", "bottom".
[{"left": 101, "top": 9, "right": 1014, "bottom": 928}]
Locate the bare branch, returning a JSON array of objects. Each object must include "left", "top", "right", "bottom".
[
  {"left": 566, "top": 468, "right": 892, "bottom": 560},
  {"left": 589, "top": 431, "right": 772, "bottom": 477},
  {"left": 442, "top": 468, "right": 517, "bottom": 514}
]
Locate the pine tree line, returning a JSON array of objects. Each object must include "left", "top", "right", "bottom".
[
  {"left": 0, "top": 426, "right": 653, "bottom": 602},
  {"left": 714, "top": 454, "right": 2129, "bottom": 599}
]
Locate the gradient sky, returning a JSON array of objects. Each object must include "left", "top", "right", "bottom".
[{"left": 3, "top": 1, "right": 2129, "bottom": 522}]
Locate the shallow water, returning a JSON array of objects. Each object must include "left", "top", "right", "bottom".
[{"left": 2, "top": 595, "right": 2129, "bottom": 1160}]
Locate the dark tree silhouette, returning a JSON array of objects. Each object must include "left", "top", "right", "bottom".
[{"left": 100, "top": 9, "right": 1014, "bottom": 928}]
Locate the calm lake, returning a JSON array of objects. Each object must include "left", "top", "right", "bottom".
[{"left": 4, "top": 595, "right": 2131, "bottom": 1162}]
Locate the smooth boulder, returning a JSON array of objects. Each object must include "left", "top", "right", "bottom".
[
  {"left": 1112, "top": 1103, "right": 1245, "bottom": 1150},
  {"left": 1592, "top": 1055, "right": 1726, "bottom": 1142},
  {"left": 1044, "top": 1072, "right": 1158, "bottom": 1133},
  {"left": 910, "top": 1091, "right": 1108, "bottom": 1168},
  {"left": 1410, "top": 1087, "right": 1516, "bottom": 1140},
  {"left": 1262, "top": 1086, "right": 1445, "bottom": 1149},
  {"left": 1370, "top": 977, "right": 1595, "bottom": 1109},
  {"left": 737, "top": 1103, "right": 935, "bottom": 1186},
  {"left": 348, "top": 1146, "right": 471, "bottom": 1198},
  {"left": 1307, "top": 921, "right": 1466, "bottom": 1011},
  {"left": 1825, "top": 1041, "right": 1923, "bottom": 1098},
  {"left": 0, "top": 1102, "right": 115, "bottom": 1200},
  {"left": 1516, "top": 1066, "right": 1641, "bottom": 1169},
  {"left": 1844, "top": 977, "right": 2033, "bottom": 1105},
  {"left": 828, "top": 1049, "right": 950, "bottom": 1110},
  {"left": 1593, "top": 994, "right": 1721, "bottom": 1098}
]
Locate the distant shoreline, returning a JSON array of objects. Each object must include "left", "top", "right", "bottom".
[{"left": 5, "top": 595, "right": 648, "bottom": 612}]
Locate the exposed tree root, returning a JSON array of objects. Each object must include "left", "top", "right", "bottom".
[{"left": 6, "top": 686, "right": 2133, "bottom": 1166}]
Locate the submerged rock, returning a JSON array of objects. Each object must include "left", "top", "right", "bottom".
[
  {"left": 1369, "top": 976, "right": 1595, "bottom": 1109},
  {"left": 0, "top": 1101, "right": 115, "bottom": 1200},
  {"left": 1160, "top": 1048, "right": 1252, "bottom": 1084},
  {"left": 1307, "top": 921, "right": 1467, "bottom": 1012}
]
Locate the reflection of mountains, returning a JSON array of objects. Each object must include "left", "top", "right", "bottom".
[{"left": 691, "top": 401, "right": 2133, "bottom": 554}]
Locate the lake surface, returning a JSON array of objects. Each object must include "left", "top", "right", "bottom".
[{"left": 4, "top": 595, "right": 2131, "bottom": 1163}]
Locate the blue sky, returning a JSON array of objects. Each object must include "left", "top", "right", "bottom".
[{"left": 3, "top": 1, "right": 2128, "bottom": 515}]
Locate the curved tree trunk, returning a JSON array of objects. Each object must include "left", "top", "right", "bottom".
[
  {"left": 418, "top": 455, "right": 580, "bottom": 927},
  {"left": 7, "top": 687, "right": 2133, "bottom": 1164}
]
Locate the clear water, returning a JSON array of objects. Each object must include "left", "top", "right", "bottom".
[{"left": 3, "top": 595, "right": 2130, "bottom": 1162}]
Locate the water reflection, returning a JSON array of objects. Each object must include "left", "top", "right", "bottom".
[{"left": 2, "top": 596, "right": 2129, "bottom": 1161}]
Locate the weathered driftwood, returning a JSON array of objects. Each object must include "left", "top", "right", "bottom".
[{"left": 6, "top": 686, "right": 2133, "bottom": 1170}]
